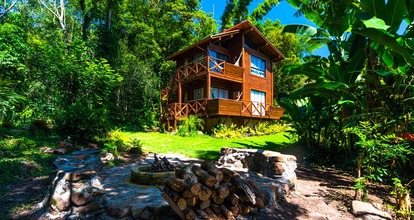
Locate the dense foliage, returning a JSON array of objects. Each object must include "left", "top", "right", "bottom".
[
  {"left": 280, "top": 0, "right": 414, "bottom": 202},
  {"left": 0, "top": 0, "right": 217, "bottom": 142}
]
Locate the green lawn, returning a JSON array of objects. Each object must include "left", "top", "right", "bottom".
[{"left": 123, "top": 132, "right": 294, "bottom": 160}]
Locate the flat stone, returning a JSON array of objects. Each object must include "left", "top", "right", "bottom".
[
  {"left": 73, "top": 201, "right": 102, "bottom": 214},
  {"left": 107, "top": 205, "right": 132, "bottom": 218},
  {"left": 64, "top": 169, "right": 96, "bottom": 181},
  {"left": 352, "top": 200, "right": 392, "bottom": 220}
]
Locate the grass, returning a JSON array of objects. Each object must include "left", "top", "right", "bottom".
[{"left": 122, "top": 131, "right": 294, "bottom": 160}]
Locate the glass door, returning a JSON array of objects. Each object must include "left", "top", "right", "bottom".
[{"left": 250, "top": 90, "right": 265, "bottom": 116}]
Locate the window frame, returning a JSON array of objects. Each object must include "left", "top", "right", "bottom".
[{"left": 250, "top": 55, "right": 266, "bottom": 78}]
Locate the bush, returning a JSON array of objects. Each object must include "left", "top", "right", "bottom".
[
  {"left": 250, "top": 122, "right": 288, "bottom": 136},
  {"left": 177, "top": 116, "right": 204, "bottom": 136},
  {"left": 212, "top": 124, "right": 248, "bottom": 139},
  {"left": 102, "top": 129, "right": 143, "bottom": 156}
]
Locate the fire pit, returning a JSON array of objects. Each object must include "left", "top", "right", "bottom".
[
  {"left": 130, "top": 164, "right": 175, "bottom": 185},
  {"left": 130, "top": 154, "right": 177, "bottom": 185}
]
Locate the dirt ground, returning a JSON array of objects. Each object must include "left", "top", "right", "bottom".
[{"left": 0, "top": 152, "right": 395, "bottom": 220}]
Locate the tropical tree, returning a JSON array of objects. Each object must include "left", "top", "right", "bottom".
[{"left": 281, "top": 0, "right": 414, "bottom": 199}]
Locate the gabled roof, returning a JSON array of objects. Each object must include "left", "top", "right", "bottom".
[{"left": 166, "top": 20, "right": 285, "bottom": 62}]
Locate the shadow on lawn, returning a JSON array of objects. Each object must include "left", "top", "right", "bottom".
[
  {"left": 231, "top": 140, "right": 294, "bottom": 152},
  {"left": 194, "top": 150, "right": 221, "bottom": 160}
]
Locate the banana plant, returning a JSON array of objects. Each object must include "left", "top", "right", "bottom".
[{"left": 282, "top": 0, "right": 414, "bottom": 200}]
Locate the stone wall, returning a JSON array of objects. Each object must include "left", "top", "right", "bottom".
[
  {"left": 217, "top": 148, "right": 297, "bottom": 190},
  {"left": 40, "top": 149, "right": 106, "bottom": 219}
]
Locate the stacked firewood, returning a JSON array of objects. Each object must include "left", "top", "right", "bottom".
[{"left": 162, "top": 160, "right": 269, "bottom": 220}]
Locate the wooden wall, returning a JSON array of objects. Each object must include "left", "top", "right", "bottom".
[{"left": 242, "top": 47, "right": 273, "bottom": 105}]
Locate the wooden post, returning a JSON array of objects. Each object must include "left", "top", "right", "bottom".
[
  {"left": 241, "top": 36, "right": 245, "bottom": 103},
  {"left": 206, "top": 63, "right": 211, "bottom": 100},
  {"left": 178, "top": 81, "right": 182, "bottom": 105}
]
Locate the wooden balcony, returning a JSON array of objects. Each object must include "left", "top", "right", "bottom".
[
  {"left": 165, "top": 98, "right": 284, "bottom": 120},
  {"left": 176, "top": 56, "right": 244, "bottom": 83}
]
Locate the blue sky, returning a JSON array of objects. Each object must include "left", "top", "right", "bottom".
[{"left": 200, "top": 0, "right": 329, "bottom": 56}]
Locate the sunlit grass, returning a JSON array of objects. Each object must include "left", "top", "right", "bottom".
[{"left": 122, "top": 131, "right": 294, "bottom": 160}]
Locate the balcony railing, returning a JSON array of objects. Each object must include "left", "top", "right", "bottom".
[
  {"left": 165, "top": 99, "right": 283, "bottom": 120},
  {"left": 176, "top": 56, "right": 244, "bottom": 82}
]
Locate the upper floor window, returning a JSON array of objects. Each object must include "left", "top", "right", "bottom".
[
  {"left": 209, "top": 50, "right": 229, "bottom": 73},
  {"left": 250, "top": 55, "right": 266, "bottom": 77},
  {"left": 193, "top": 52, "right": 204, "bottom": 63}
]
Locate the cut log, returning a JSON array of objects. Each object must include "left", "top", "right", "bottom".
[
  {"left": 210, "top": 203, "right": 221, "bottom": 214},
  {"left": 229, "top": 205, "right": 240, "bottom": 217},
  {"left": 186, "top": 196, "right": 198, "bottom": 207},
  {"left": 239, "top": 204, "right": 250, "bottom": 215},
  {"left": 183, "top": 208, "right": 196, "bottom": 220},
  {"left": 225, "top": 193, "right": 239, "bottom": 206},
  {"left": 213, "top": 195, "right": 224, "bottom": 205},
  {"left": 204, "top": 208, "right": 219, "bottom": 219},
  {"left": 201, "top": 160, "right": 224, "bottom": 182},
  {"left": 246, "top": 179, "right": 266, "bottom": 208},
  {"left": 176, "top": 164, "right": 201, "bottom": 195},
  {"left": 192, "top": 165, "right": 216, "bottom": 188},
  {"left": 195, "top": 208, "right": 213, "bottom": 220},
  {"left": 177, "top": 197, "right": 187, "bottom": 211},
  {"left": 165, "top": 177, "right": 186, "bottom": 192},
  {"left": 217, "top": 183, "right": 230, "bottom": 199},
  {"left": 198, "top": 199, "right": 211, "bottom": 210},
  {"left": 163, "top": 186, "right": 180, "bottom": 202},
  {"left": 231, "top": 175, "right": 256, "bottom": 205},
  {"left": 220, "top": 204, "right": 235, "bottom": 220},
  {"left": 198, "top": 185, "right": 212, "bottom": 201},
  {"left": 182, "top": 190, "right": 195, "bottom": 198}
]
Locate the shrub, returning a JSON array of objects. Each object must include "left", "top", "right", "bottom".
[
  {"left": 177, "top": 115, "right": 204, "bottom": 136},
  {"left": 102, "top": 129, "right": 143, "bottom": 156},
  {"left": 212, "top": 124, "right": 248, "bottom": 139},
  {"left": 250, "top": 122, "right": 288, "bottom": 136}
]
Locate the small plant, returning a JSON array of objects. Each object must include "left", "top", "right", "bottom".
[
  {"left": 177, "top": 115, "right": 204, "bottom": 136},
  {"left": 391, "top": 177, "right": 412, "bottom": 218},
  {"left": 129, "top": 138, "right": 143, "bottom": 154}
]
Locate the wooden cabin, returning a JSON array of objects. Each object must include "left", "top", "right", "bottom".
[{"left": 161, "top": 20, "right": 285, "bottom": 131}]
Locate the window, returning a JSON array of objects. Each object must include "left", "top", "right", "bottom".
[
  {"left": 208, "top": 50, "right": 229, "bottom": 73},
  {"left": 210, "top": 87, "right": 229, "bottom": 99},
  {"left": 250, "top": 55, "right": 266, "bottom": 77},
  {"left": 193, "top": 52, "right": 204, "bottom": 63},
  {"left": 193, "top": 87, "right": 204, "bottom": 100},
  {"left": 251, "top": 90, "right": 266, "bottom": 116}
]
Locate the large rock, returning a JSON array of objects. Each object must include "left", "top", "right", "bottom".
[
  {"left": 73, "top": 200, "right": 102, "bottom": 214},
  {"left": 217, "top": 148, "right": 297, "bottom": 189},
  {"left": 49, "top": 175, "right": 71, "bottom": 212},
  {"left": 352, "top": 200, "right": 392, "bottom": 220}
]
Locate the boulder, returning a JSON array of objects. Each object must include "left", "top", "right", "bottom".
[
  {"left": 71, "top": 182, "right": 93, "bottom": 206},
  {"left": 50, "top": 177, "right": 71, "bottom": 212},
  {"left": 352, "top": 200, "right": 392, "bottom": 220}
]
